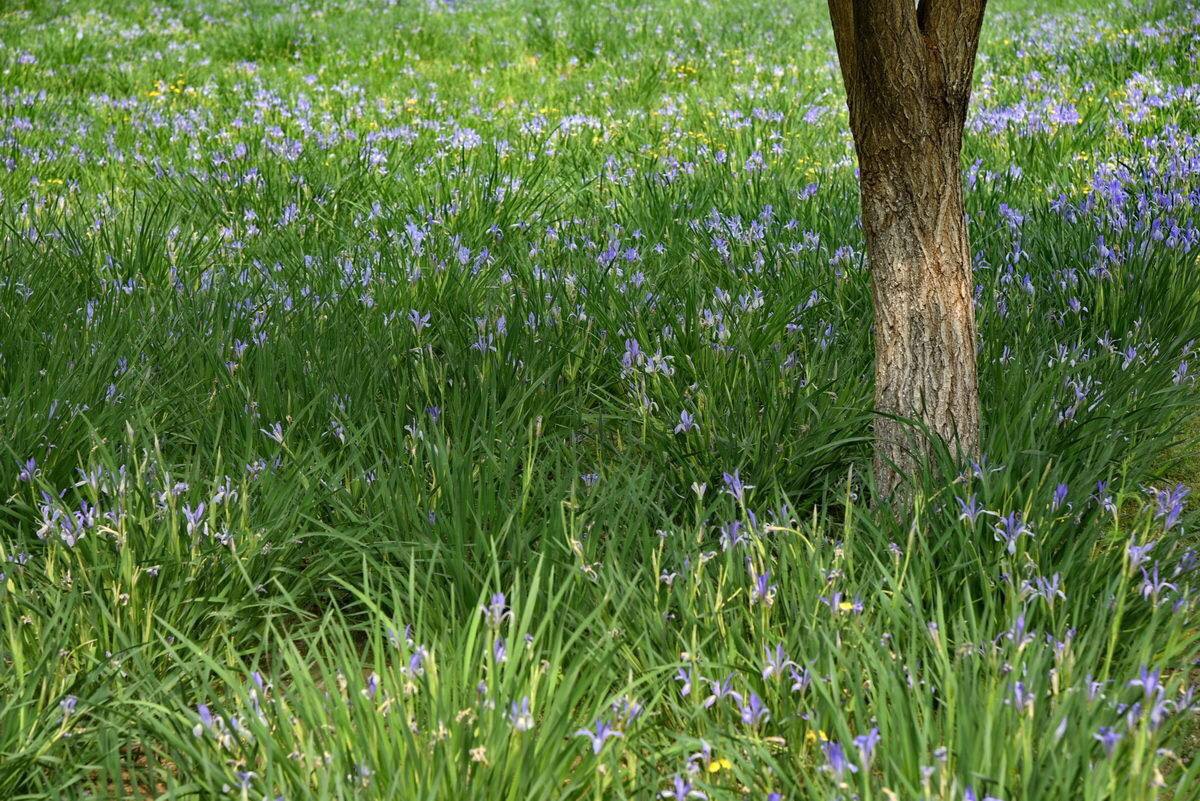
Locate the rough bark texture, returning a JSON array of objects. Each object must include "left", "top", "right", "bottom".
[{"left": 827, "top": 0, "right": 987, "bottom": 499}]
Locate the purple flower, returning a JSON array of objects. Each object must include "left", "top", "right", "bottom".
[
  {"left": 789, "top": 666, "right": 812, "bottom": 694},
  {"left": 1174, "top": 361, "right": 1191, "bottom": 385},
  {"left": 193, "top": 703, "right": 215, "bottom": 737},
  {"left": 610, "top": 695, "right": 643, "bottom": 727},
  {"left": 492, "top": 637, "right": 508, "bottom": 663},
  {"left": 387, "top": 623, "right": 413, "bottom": 649},
  {"left": 59, "top": 695, "right": 77, "bottom": 719},
  {"left": 1124, "top": 701, "right": 1143, "bottom": 729},
  {"left": 1002, "top": 612, "right": 1034, "bottom": 650},
  {"left": 993, "top": 511, "right": 1031, "bottom": 555},
  {"left": 674, "top": 410, "right": 698, "bottom": 434},
  {"left": 1051, "top": 483, "right": 1069, "bottom": 510},
  {"left": 853, "top": 727, "right": 880, "bottom": 766},
  {"left": 509, "top": 697, "right": 533, "bottom": 731},
  {"left": 645, "top": 350, "right": 674, "bottom": 376},
  {"left": 963, "top": 788, "right": 1004, "bottom": 801},
  {"left": 674, "top": 667, "right": 693, "bottom": 697},
  {"left": 277, "top": 203, "right": 299, "bottom": 228},
  {"left": 739, "top": 692, "right": 770, "bottom": 726},
  {"left": 703, "top": 674, "right": 743, "bottom": 708},
  {"left": 75, "top": 501, "right": 96, "bottom": 531},
  {"left": 1127, "top": 540, "right": 1155, "bottom": 570},
  {"left": 1011, "top": 681, "right": 1034, "bottom": 713},
  {"left": 821, "top": 740, "right": 858, "bottom": 780},
  {"left": 182, "top": 503, "right": 206, "bottom": 536},
  {"left": 688, "top": 739, "right": 715, "bottom": 772},
  {"left": 407, "top": 645, "right": 428, "bottom": 677},
  {"left": 1094, "top": 726, "right": 1121, "bottom": 757},
  {"left": 1150, "top": 484, "right": 1188, "bottom": 530},
  {"left": 471, "top": 332, "right": 496, "bottom": 353},
  {"left": 17, "top": 458, "right": 37, "bottom": 482},
  {"left": 408, "top": 309, "right": 431, "bottom": 333},
  {"left": 575, "top": 719, "right": 622, "bottom": 754},
  {"left": 750, "top": 569, "right": 776, "bottom": 607},
  {"left": 211, "top": 476, "right": 238, "bottom": 505},
  {"left": 1025, "top": 573, "right": 1065, "bottom": 608},
  {"left": 720, "top": 520, "right": 746, "bottom": 550},
  {"left": 1139, "top": 565, "right": 1176, "bottom": 602},
  {"left": 661, "top": 775, "right": 706, "bottom": 800},
  {"left": 1176, "top": 685, "right": 1197, "bottom": 715},
  {"left": 722, "top": 470, "right": 753, "bottom": 504},
  {"left": 57, "top": 514, "right": 83, "bottom": 548},
  {"left": 1049, "top": 102, "right": 1081, "bottom": 125},
  {"left": 1093, "top": 480, "right": 1116, "bottom": 514},
  {"left": 957, "top": 494, "right": 985, "bottom": 524},
  {"left": 1128, "top": 666, "right": 1162, "bottom": 701},
  {"left": 261, "top": 421, "right": 284, "bottom": 444},
  {"left": 762, "top": 644, "right": 795, "bottom": 680},
  {"left": 817, "top": 590, "right": 843, "bottom": 613},
  {"left": 481, "top": 593, "right": 511, "bottom": 628},
  {"left": 1148, "top": 693, "right": 1172, "bottom": 730},
  {"left": 621, "top": 339, "right": 643, "bottom": 371}
]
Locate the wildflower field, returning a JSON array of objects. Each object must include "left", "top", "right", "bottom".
[{"left": 2, "top": 0, "right": 1199, "bottom": 798}]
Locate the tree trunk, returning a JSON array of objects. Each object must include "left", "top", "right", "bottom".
[
  {"left": 861, "top": 123, "right": 980, "bottom": 498},
  {"left": 827, "top": 0, "right": 987, "bottom": 499}
]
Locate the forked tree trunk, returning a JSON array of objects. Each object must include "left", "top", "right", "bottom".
[{"left": 827, "top": 0, "right": 987, "bottom": 499}]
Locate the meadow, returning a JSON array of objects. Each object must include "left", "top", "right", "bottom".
[{"left": 1, "top": 0, "right": 1199, "bottom": 798}]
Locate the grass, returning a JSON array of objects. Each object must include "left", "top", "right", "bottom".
[{"left": 1, "top": 0, "right": 1199, "bottom": 798}]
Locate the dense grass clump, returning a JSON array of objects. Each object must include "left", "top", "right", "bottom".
[{"left": 1, "top": 0, "right": 1199, "bottom": 798}]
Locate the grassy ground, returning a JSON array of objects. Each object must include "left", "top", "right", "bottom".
[{"left": 1, "top": 0, "right": 1199, "bottom": 798}]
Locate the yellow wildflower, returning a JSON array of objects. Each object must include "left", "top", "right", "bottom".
[
  {"left": 707, "top": 757, "right": 733, "bottom": 774},
  {"left": 804, "top": 729, "right": 829, "bottom": 745}
]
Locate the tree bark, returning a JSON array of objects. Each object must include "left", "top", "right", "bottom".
[{"left": 827, "top": 0, "right": 986, "bottom": 499}]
